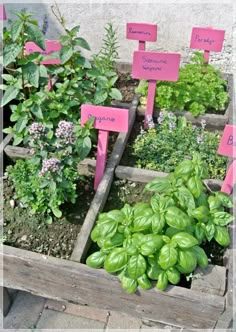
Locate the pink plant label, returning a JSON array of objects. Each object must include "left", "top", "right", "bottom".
[
  {"left": 126, "top": 23, "right": 157, "bottom": 42},
  {"left": 0, "top": 4, "right": 6, "bottom": 20},
  {"left": 190, "top": 27, "right": 225, "bottom": 52},
  {"left": 217, "top": 125, "right": 236, "bottom": 158},
  {"left": 132, "top": 51, "right": 181, "bottom": 81},
  {"left": 81, "top": 105, "right": 129, "bottom": 190},
  {"left": 25, "top": 40, "right": 62, "bottom": 65}
]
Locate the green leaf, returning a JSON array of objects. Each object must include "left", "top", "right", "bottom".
[
  {"left": 140, "top": 234, "right": 164, "bottom": 256},
  {"left": 192, "top": 246, "right": 208, "bottom": 268},
  {"left": 1, "top": 85, "right": 20, "bottom": 107},
  {"left": 212, "top": 211, "right": 233, "bottom": 226},
  {"left": 25, "top": 24, "right": 46, "bottom": 50},
  {"left": 74, "top": 37, "right": 91, "bottom": 50},
  {"left": 31, "top": 104, "right": 44, "bottom": 119},
  {"left": 107, "top": 210, "right": 125, "bottom": 223},
  {"left": 174, "top": 159, "right": 193, "bottom": 176},
  {"left": 15, "top": 116, "right": 28, "bottom": 133},
  {"left": 190, "top": 206, "right": 210, "bottom": 222},
  {"left": 60, "top": 45, "right": 73, "bottom": 64},
  {"left": 176, "top": 186, "right": 195, "bottom": 210},
  {"left": 120, "top": 272, "right": 138, "bottom": 294},
  {"left": 132, "top": 207, "right": 153, "bottom": 232},
  {"left": 13, "top": 136, "right": 23, "bottom": 146},
  {"left": 98, "top": 218, "right": 118, "bottom": 239},
  {"left": 156, "top": 271, "right": 168, "bottom": 290},
  {"left": 3, "top": 42, "right": 21, "bottom": 66},
  {"left": 187, "top": 176, "right": 203, "bottom": 198},
  {"left": 214, "top": 226, "right": 230, "bottom": 247},
  {"left": 215, "top": 192, "right": 233, "bottom": 208},
  {"left": 2, "top": 127, "right": 13, "bottom": 134},
  {"left": 145, "top": 177, "right": 171, "bottom": 193},
  {"left": 166, "top": 267, "right": 181, "bottom": 284},
  {"left": 177, "top": 249, "right": 197, "bottom": 273},
  {"left": 39, "top": 64, "right": 48, "bottom": 78},
  {"left": 165, "top": 206, "right": 191, "bottom": 230},
  {"left": 110, "top": 88, "right": 122, "bottom": 100},
  {"left": 22, "top": 62, "right": 39, "bottom": 88},
  {"left": 104, "top": 232, "right": 125, "bottom": 250},
  {"left": 91, "top": 225, "right": 100, "bottom": 242},
  {"left": 86, "top": 251, "right": 106, "bottom": 268},
  {"left": 51, "top": 206, "right": 62, "bottom": 218},
  {"left": 137, "top": 274, "right": 152, "bottom": 290},
  {"left": 94, "top": 91, "right": 108, "bottom": 104},
  {"left": 158, "top": 244, "right": 178, "bottom": 270},
  {"left": 152, "top": 213, "right": 166, "bottom": 234},
  {"left": 147, "top": 260, "right": 163, "bottom": 280},
  {"left": 104, "top": 248, "right": 128, "bottom": 273},
  {"left": 128, "top": 254, "right": 147, "bottom": 279},
  {"left": 171, "top": 232, "right": 198, "bottom": 249},
  {"left": 194, "top": 223, "right": 206, "bottom": 244},
  {"left": 208, "top": 196, "right": 221, "bottom": 210},
  {"left": 205, "top": 222, "right": 216, "bottom": 241},
  {"left": 76, "top": 137, "right": 91, "bottom": 160},
  {"left": 2, "top": 74, "right": 15, "bottom": 82},
  {"left": 11, "top": 20, "right": 24, "bottom": 41}
]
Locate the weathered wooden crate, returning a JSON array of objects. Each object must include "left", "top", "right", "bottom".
[
  {"left": 137, "top": 73, "right": 234, "bottom": 130},
  {"left": 1, "top": 93, "right": 233, "bottom": 329}
]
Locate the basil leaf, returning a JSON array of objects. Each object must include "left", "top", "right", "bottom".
[
  {"left": 147, "top": 260, "right": 163, "bottom": 280},
  {"left": 133, "top": 202, "right": 151, "bottom": 217},
  {"left": 156, "top": 271, "right": 168, "bottom": 290},
  {"left": 123, "top": 238, "right": 139, "bottom": 256},
  {"left": 177, "top": 249, "right": 197, "bottom": 273},
  {"left": 86, "top": 251, "right": 106, "bottom": 268},
  {"left": 196, "top": 192, "right": 209, "bottom": 207},
  {"left": 128, "top": 254, "right": 147, "bottom": 279},
  {"left": 174, "top": 159, "right": 193, "bottom": 176},
  {"left": 121, "top": 204, "right": 133, "bottom": 223},
  {"left": 166, "top": 267, "right": 180, "bottom": 285},
  {"left": 91, "top": 225, "right": 100, "bottom": 242},
  {"left": 194, "top": 223, "right": 206, "bottom": 244},
  {"left": 104, "top": 232, "right": 125, "bottom": 250},
  {"left": 212, "top": 211, "right": 233, "bottom": 226},
  {"left": 137, "top": 274, "right": 152, "bottom": 290},
  {"left": 171, "top": 232, "right": 198, "bottom": 249},
  {"left": 120, "top": 273, "right": 138, "bottom": 294},
  {"left": 104, "top": 248, "right": 128, "bottom": 273},
  {"left": 152, "top": 214, "right": 166, "bottom": 234},
  {"left": 176, "top": 186, "right": 195, "bottom": 210},
  {"left": 132, "top": 207, "right": 153, "bottom": 232},
  {"left": 215, "top": 192, "right": 233, "bottom": 208},
  {"left": 205, "top": 221, "right": 216, "bottom": 241},
  {"left": 107, "top": 210, "right": 125, "bottom": 223},
  {"left": 158, "top": 244, "right": 178, "bottom": 270},
  {"left": 190, "top": 205, "right": 210, "bottom": 222},
  {"left": 98, "top": 218, "right": 118, "bottom": 239},
  {"left": 214, "top": 226, "right": 230, "bottom": 247},
  {"left": 208, "top": 196, "right": 221, "bottom": 210},
  {"left": 165, "top": 227, "right": 180, "bottom": 238},
  {"left": 187, "top": 176, "right": 203, "bottom": 198},
  {"left": 192, "top": 246, "right": 208, "bottom": 269},
  {"left": 140, "top": 234, "right": 164, "bottom": 256},
  {"left": 145, "top": 177, "right": 171, "bottom": 193},
  {"left": 165, "top": 206, "right": 191, "bottom": 230}
]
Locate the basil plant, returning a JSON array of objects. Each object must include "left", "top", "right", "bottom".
[{"left": 86, "top": 153, "right": 233, "bottom": 293}]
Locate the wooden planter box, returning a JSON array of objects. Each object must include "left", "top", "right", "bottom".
[
  {"left": 137, "top": 73, "right": 234, "bottom": 130},
  {"left": 1, "top": 93, "right": 233, "bottom": 329}
]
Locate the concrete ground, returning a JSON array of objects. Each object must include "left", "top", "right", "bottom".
[{"left": 1, "top": 290, "right": 184, "bottom": 331}]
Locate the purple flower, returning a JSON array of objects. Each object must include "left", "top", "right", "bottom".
[
  {"left": 55, "top": 121, "right": 75, "bottom": 144},
  {"left": 39, "top": 158, "right": 60, "bottom": 176},
  {"left": 29, "top": 122, "right": 46, "bottom": 140},
  {"left": 146, "top": 115, "right": 155, "bottom": 129},
  {"left": 168, "top": 112, "right": 174, "bottom": 119},
  {"left": 197, "top": 135, "right": 203, "bottom": 144}
]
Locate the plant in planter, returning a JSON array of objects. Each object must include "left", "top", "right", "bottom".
[
  {"left": 86, "top": 153, "right": 233, "bottom": 293},
  {"left": 136, "top": 52, "right": 229, "bottom": 116},
  {"left": 6, "top": 117, "right": 94, "bottom": 224},
  {"left": 131, "top": 111, "right": 227, "bottom": 179}
]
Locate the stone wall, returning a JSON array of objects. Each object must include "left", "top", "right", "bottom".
[{"left": 4, "top": 1, "right": 234, "bottom": 72}]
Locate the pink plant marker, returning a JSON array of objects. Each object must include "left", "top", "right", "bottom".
[
  {"left": 0, "top": 4, "right": 6, "bottom": 20},
  {"left": 217, "top": 124, "right": 236, "bottom": 195},
  {"left": 126, "top": 23, "right": 157, "bottom": 51},
  {"left": 132, "top": 51, "right": 181, "bottom": 127},
  {"left": 81, "top": 105, "right": 129, "bottom": 190},
  {"left": 25, "top": 40, "right": 62, "bottom": 90},
  {"left": 190, "top": 26, "right": 225, "bottom": 63}
]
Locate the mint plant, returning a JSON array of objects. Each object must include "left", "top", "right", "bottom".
[
  {"left": 132, "top": 111, "right": 227, "bottom": 179},
  {"left": 6, "top": 117, "right": 94, "bottom": 224},
  {"left": 136, "top": 52, "right": 229, "bottom": 116},
  {"left": 86, "top": 154, "right": 233, "bottom": 293}
]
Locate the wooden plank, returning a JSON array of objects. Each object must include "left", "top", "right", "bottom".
[
  {"left": 115, "top": 165, "right": 223, "bottom": 189},
  {"left": 70, "top": 167, "right": 114, "bottom": 263},
  {"left": 4, "top": 145, "right": 31, "bottom": 159},
  {"left": 0, "top": 134, "right": 12, "bottom": 154},
  {"left": 1, "top": 245, "right": 225, "bottom": 329}
]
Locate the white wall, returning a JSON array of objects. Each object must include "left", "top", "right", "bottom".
[{"left": 4, "top": 1, "right": 234, "bottom": 72}]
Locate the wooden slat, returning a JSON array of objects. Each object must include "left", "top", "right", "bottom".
[
  {"left": 70, "top": 167, "right": 114, "bottom": 263},
  {"left": 4, "top": 145, "right": 31, "bottom": 159},
  {"left": 0, "top": 134, "right": 12, "bottom": 154},
  {"left": 1, "top": 245, "right": 225, "bottom": 329}
]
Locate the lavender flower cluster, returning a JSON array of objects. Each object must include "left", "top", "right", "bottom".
[
  {"left": 55, "top": 121, "right": 75, "bottom": 145},
  {"left": 41, "top": 14, "right": 49, "bottom": 36},
  {"left": 29, "top": 122, "right": 46, "bottom": 140},
  {"left": 39, "top": 158, "right": 60, "bottom": 177}
]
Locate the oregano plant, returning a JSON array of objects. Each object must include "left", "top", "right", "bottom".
[{"left": 86, "top": 153, "right": 233, "bottom": 293}]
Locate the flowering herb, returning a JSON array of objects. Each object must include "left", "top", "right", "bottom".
[
  {"left": 7, "top": 117, "right": 95, "bottom": 224},
  {"left": 132, "top": 111, "right": 227, "bottom": 179},
  {"left": 41, "top": 14, "right": 49, "bottom": 35}
]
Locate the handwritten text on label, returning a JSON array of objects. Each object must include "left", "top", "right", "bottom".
[
  {"left": 217, "top": 125, "right": 236, "bottom": 158},
  {"left": 126, "top": 23, "right": 157, "bottom": 42},
  {"left": 190, "top": 27, "right": 225, "bottom": 52},
  {"left": 132, "top": 51, "right": 180, "bottom": 81}
]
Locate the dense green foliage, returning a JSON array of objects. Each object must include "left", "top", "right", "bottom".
[
  {"left": 86, "top": 154, "right": 233, "bottom": 293},
  {"left": 136, "top": 52, "right": 229, "bottom": 116},
  {"left": 132, "top": 112, "right": 227, "bottom": 179}
]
